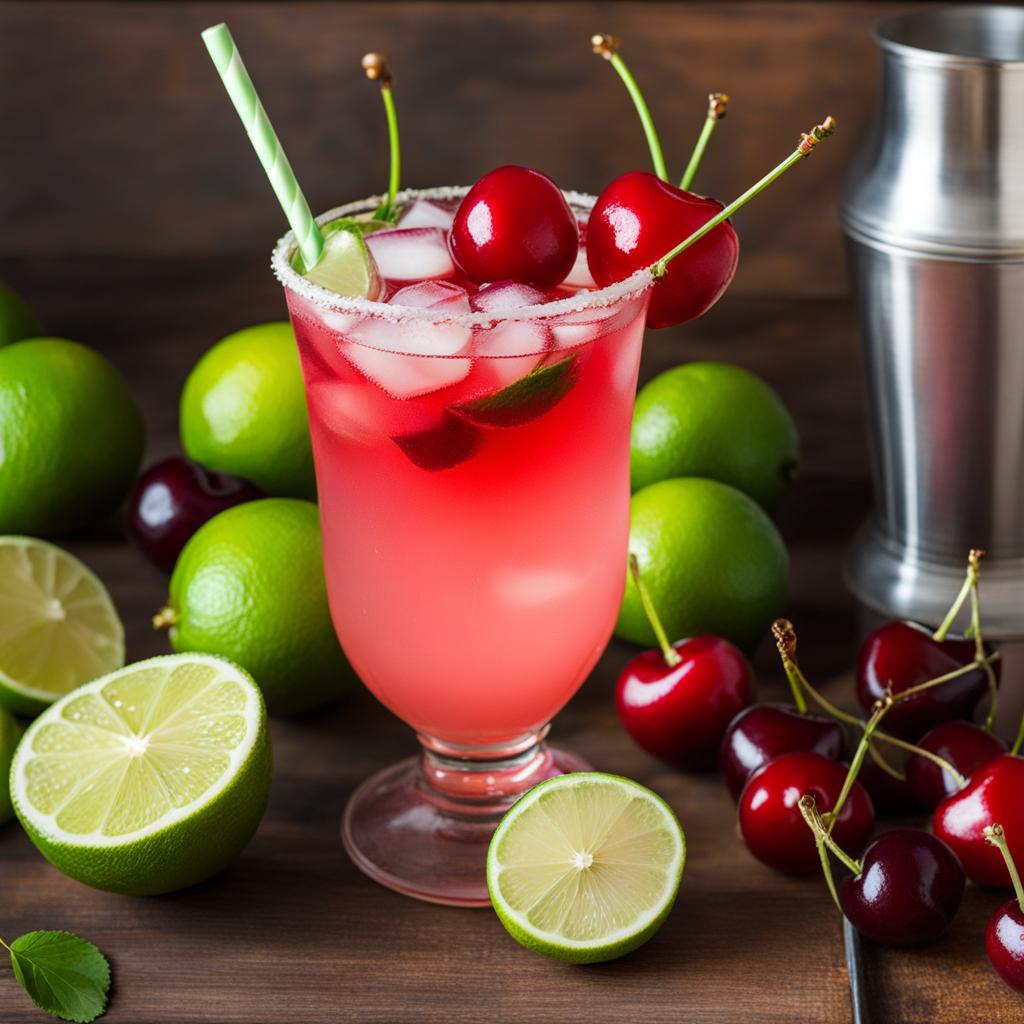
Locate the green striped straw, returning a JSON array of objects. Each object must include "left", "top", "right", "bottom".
[{"left": 202, "top": 22, "right": 323, "bottom": 270}]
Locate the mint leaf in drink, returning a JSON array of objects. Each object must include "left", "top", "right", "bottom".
[
  {"left": 4, "top": 931, "right": 111, "bottom": 1023},
  {"left": 456, "top": 355, "right": 579, "bottom": 427}
]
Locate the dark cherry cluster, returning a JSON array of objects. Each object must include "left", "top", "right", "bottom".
[{"left": 614, "top": 548, "right": 1024, "bottom": 993}]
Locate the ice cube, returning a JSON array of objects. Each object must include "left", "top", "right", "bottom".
[
  {"left": 345, "top": 281, "right": 473, "bottom": 398},
  {"left": 397, "top": 199, "right": 456, "bottom": 231},
  {"left": 563, "top": 246, "right": 597, "bottom": 290},
  {"left": 366, "top": 227, "right": 455, "bottom": 282},
  {"left": 549, "top": 310, "right": 609, "bottom": 350},
  {"left": 471, "top": 320, "right": 550, "bottom": 391},
  {"left": 311, "top": 380, "right": 442, "bottom": 442},
  {"left": 471, "top": 281, "right": 548, "bottom": 315}
]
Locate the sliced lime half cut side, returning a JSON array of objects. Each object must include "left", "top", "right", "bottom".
[
  {"left": 0, "top": 537, "right": 125, "bottom": 716},
  {"left": 295, "top": 224, "right": 382, "bottom": 299},
  {"left": 487, "top": 772, "right": 685, "bottom": 963},
  {"left": 11, "top": 653, "right": 271, "bottom": 894}
]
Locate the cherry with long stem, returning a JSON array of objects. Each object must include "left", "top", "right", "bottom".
[
  {"left": 680, "top": 92, "right": 728, "bottom": 191},
  {"left": 628, "top": 554, "right": 681, "bottom": 668},
  {"left": 652, "top": 116, "right": 835, "bottom": 276},
  {"left": 986, "top": 824, "right": 1024, "bottom": 909},
  {"left": 800, "top": 793, "right": 858, "bottom": 911},
  {"left": 591, "top": 34, "right": 669, "bottom": 181},
  {"left": 823, "top": 697, "right": 891, "bottom": 832},
  {"left": 362, "top": 53, "right": 401, "bottom": 223},
  {"left": 772, "top": 619, "right": 971, "bottom": 789}
]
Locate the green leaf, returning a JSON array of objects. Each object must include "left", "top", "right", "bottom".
[
  {"left": 7, "top": 931, "right": 111, "bottom": 1023},
  {"left": 456, "top": 355, "right": 579, "bottom": 427}
]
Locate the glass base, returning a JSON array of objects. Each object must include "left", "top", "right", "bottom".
[{"left": 341, "top": 733, "right": 590, "bottom": 906}]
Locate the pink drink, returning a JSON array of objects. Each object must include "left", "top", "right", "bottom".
[{"left": 273, "top": 188, "right": 651, "bottom": 904}]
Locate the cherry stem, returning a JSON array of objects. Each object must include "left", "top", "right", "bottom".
[
  {"left": 363, "top": 53, "right": 401, "bottom": 223},
  {"left": 591, "top": 35, "right": 668, "bottom": 181},
  {"left": 800, "top": 794, "right": 861, "bottom": 876},
  {"left": 932, "top": 548, "right": 983, "bottom": 642},
  {"left": 679, "top": 92, "right": 728, "bottom": 191},
  {"left": 771, "top": 619, "right": 809, "bottom": 714},
  {"left": 868, "top": 741, "right": 906, "bottom": 782},
  {"left": 629, "top": 554, "right": 681, "bottom": 668},
  {"left": 889, "top": 650, "right": 1001, "bottom": 705},
  {"left": 1011, "top": 713, "right": 1024, "bottom": 757},
  {"left": 824, "top": 697, "right": 891, "bottom": 833},
  {"left": 652, "top": 116, "right": 835, "bottom": 276},
  {"left": 985, "top": 824, "right": 1024, "bottom": 913},
  {"left": 770, "top": 618, "right": 968, "bottom": 789}
]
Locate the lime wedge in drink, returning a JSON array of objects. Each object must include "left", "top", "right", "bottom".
[
  {"left": 294, "top": 223, "right": 382, "bottom": 299},
  {"left": 487, "top": 772, "right": 685, "bottom": 963},
  {"left": 0, "top": 537, "right": 125, "bottom": 716},
  {"left": 10, "top": 653, "right": 271, "bottom": 895}
]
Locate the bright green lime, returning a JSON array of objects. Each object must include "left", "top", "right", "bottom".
[
  {"left": 0, "top": 537, "right": 125, "bottom": 717},
  {"left": 0, "top": 281, "right": 39, "bottom": 348},
  {"left": 631, "top": 361, "right": 799, "bottom": 509},
  {"left": 160, "top": 499, "right": 356, "bottom": 715},
  {"left": 180, "top": 322, "right": 316, "bottom": 500},
  {"left": 295, "top": 222, "right": 381, "bottom": 299},
  {"left": 0, "top": 708, "right": 22, "bottom": 824},
  {"left": 616, "top": 478, "right": 788, "bottom": 653},
  {"left": 0, "top": 339, "right": 144, "bottom": 535},
  {"left": 10, "top": 653, "right": 271, "bottom": 895},
  {"left": 487, "top": 773, "right": 685, "bottom": 964}
]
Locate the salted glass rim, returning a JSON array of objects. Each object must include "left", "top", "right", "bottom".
[{"left": 271, "top": 185, "right": 653, "bottom": 328}]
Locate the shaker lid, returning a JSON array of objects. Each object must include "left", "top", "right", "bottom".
[{"left": 840, "top": 5, "right": 1024, "bottom": 258}]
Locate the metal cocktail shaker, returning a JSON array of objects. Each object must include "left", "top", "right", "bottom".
[{"left": 841, "top": 5, "right": 1024, "bottom": 638}]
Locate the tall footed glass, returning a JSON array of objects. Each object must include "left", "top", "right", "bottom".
[{"left": 273, "top": 188, "right": 652, "bottom": 905}]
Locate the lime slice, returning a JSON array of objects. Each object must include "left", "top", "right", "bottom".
[
  {"left": 0, "top": 537, "right": 125, "bottom": 716},
  {"left": 487, "top": 772, "right": 685, "bottom": 963},
  {"left": 10, "top": 653, "right": 271, "bottom": 895},
  {"left": 294, "top": 225, "right": 382, "bottom": 299},
  {"left": 0, "top": 707, "right": 22, "bottom": 824}
]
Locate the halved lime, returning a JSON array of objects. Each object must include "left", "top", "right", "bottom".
[
  {"left": 487, "top": 772, "right": 685, "bottom": 963},
  {"left": 0, "top": 707, "right": 22, "bottom": 824},
  {"left": 294, "top": 224, "right": 381, "bottom": 299},
  {"left": 0, "top": 537, "right": 125, "bottom": 716},
  {"left": 10, "top": 653, "right": 271, "bottom": 895}
]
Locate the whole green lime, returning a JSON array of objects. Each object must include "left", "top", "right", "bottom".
[
  {"left": 0, "top": 281, "right": 39, "bottom": 348},
  {"left": 0, "top": 338, "right": 145, "bottom": 534},
  {"left": 160, "top": 498, "right": 355, "bottom": 715},
  {"left": 631, "top": 362, "right": 799, "bottom": 509},
  {"left": 180, "top": 323, "right": 316, "bottom": 500},
  {"left": 616, "top": 478, "right": 789, "bottom": 653},
  {"left": 0, "top": 707, "right": 22, "bottom": 825}
]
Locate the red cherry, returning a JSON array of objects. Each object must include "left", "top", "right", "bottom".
[
  {"left": 856, "top": 620, "right": 998, "bottom": 738},
  {"left": 933, "top": 755, "right": 1024, "bottom": 887},
  {"left": 988, "top": 899, "right": 1024, "bottom": 993},
  {"left": 449, "top": 166, "right": 578, "bottom": 289},
  {"left": 906, "top": 720, "right": 1007, "bottom": 809},
  {"left": 126, "top": 457, "right": 263, "bottom": 571},
  {"left": 840, "top": 829, "right": 965, "bottom": 946},
  {"left": 719, "top": 703, "right": 845, "bottom": 801},
  {"left": 856, "top": 756, "right": 920, "bottom": 816},
  {"left": 616, "top": 636, "right": 752, "bottom": 769},
  {"left": 738, "top": 751, "right": 874, "bottom": 875},
  {"left": 586, "top": 171, "right": 739, "bottom": 328}
]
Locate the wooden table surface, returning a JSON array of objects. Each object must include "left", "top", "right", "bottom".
[{"left": 1, "top": 254, "right": 1022, "bottom": 1024}]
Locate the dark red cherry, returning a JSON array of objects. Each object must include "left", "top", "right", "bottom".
[
  {"left": 127, "top": 457, "right": 263, "bottom": 571},
  {"left": 840, "top": 829, "right": 965, "bottom": 946},
  {"left": 906, "top": 720, "right": 1007, "bottom": 809},
  {"left": 586, "top": 171, "right": 739, "bottom": 328},
  {"left": 719, "top": 703, "right": 845, "bottom": 801},
  {"left": 856, "top": 620, "right": 998, "bottom": 738},
  {"left": 616, "top": 635, "right": 752, "bottom": 769},
  {"left": 934, "top": 754, "right": 1024, "bottom": 887},
  {"left": 738, "top": 751, "right": 874, "bottom": 875},
  {"left": 449, "top": 166, "right": 578, "bottom": 289},
  {"left": 856, "top": 756, "right": 919, "bottom": 816},
  {"left": 988, "top": 899, "right": 1024, "bottom": 994},
  {"left": 392, "top": 411, "right": 481, "bottom": 471}
]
